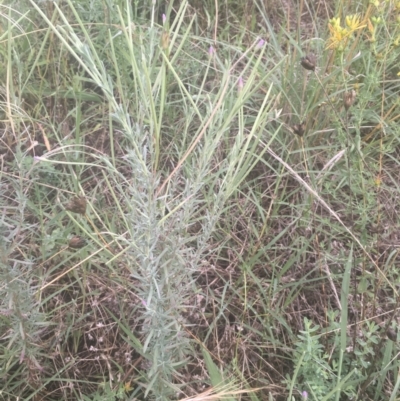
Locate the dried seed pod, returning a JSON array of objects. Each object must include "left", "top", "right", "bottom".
[
  {"left": 292, "top": 122, "right": 306, "bottom": 137},
  {"left": 69, "top": 236, "right": 86, "bottom": 249},
  {"left": 387, "top": 328, "right": 397, "bottom": 342},
  {"left": 301, "top": 54, "right": 316, "bottom": 71},
  {"left": 65, "top": 196, "right": 87, "bottom": 215},
  {"left": 161, "top": 30, "right": 169, "bottom": 50},
  {"left": 343, "top": 90, "right": 356, "bottom": 110}
]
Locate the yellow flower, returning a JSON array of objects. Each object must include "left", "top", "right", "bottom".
[
  {"left": 347, "top": 14, "right": 366, "bottom": 33},
  {"left": 366, "top": 19, "right": 377, "bottom": 42},
  {"left": 330, "top": 17, "right": 341, "bottom": 29},
  {"left": 345, "top": 14, "right": 362, "bottom": 31},
  {"left": 327, "top": 21, "right": 349, "bottom": 49},
  {"left": 326, "top": 14, "right": 366, "bottom": 50}
]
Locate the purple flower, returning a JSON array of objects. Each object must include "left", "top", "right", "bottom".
[
  {"left": 238, "top": 76, "right": 244, "bottom": 91},
  {"left": 257, "top": 39, "right": 265, "bottom": 49},
  {"left": 162, "top": 14, "right": 166, "bottom": 25},
  {"left": 302, "top": 391, "right": 308, "bottom": 400},
  {"left": 208, "top": 46, "right": 215, "bottom": 56}
]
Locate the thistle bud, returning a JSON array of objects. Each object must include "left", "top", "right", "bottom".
[
  {"left": 65, "top": 196, "right": 87, "bottom": 215},
  {"left": 69, "top": 236, "right": 86, "bottom": 249},
  {"left": 387, "top": 328, "right": 397, "bottom": 342},
  {"left": 238, "top": 76, "right": 244, "bottom": 92},
  {"left": 300, "top": 54, "right": 316, "bottom": 71},
  {"left": 343, "top": 90, "right": 356, "bottom": 110}
]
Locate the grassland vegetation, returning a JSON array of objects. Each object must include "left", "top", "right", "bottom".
[{"left": 1, "top": 0, "right": 400, "bottom": 400}]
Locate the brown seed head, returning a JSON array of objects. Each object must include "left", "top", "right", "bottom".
[
  {"left": 300, "top": 54, "right": 316, "bottom": 71},
  {"left": 343, "top": 90, "right": 356, "bottom": 110},
  {"left": 292, "top": 122, "right": 306, "bottom": 137},
  {"left": 65, "top": 196, "right": 87, "bottom": 215},
  {"left": 161, "top": 30, "right": 169, "bottom": 50},
  {"left": 69, "top": 236, "right": 86, "bottom": 249}
]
